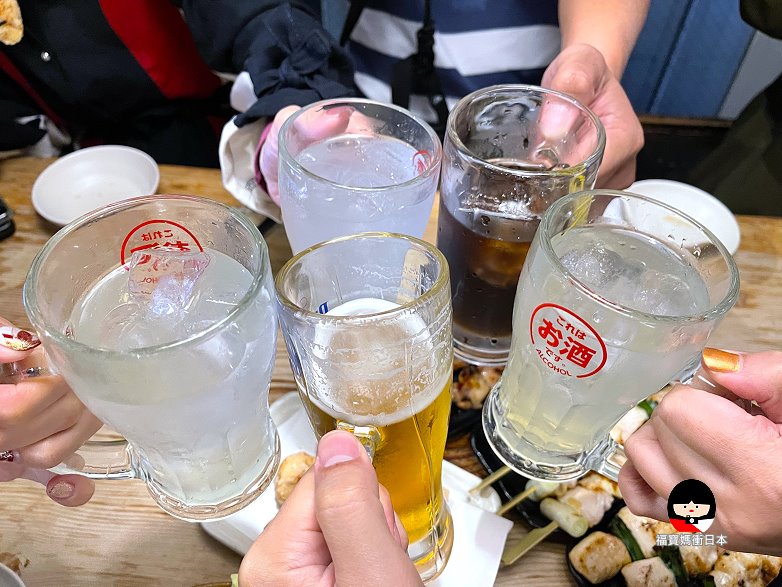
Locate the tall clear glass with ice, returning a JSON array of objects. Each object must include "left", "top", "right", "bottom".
[
  {"left": 278, "top": 98, "right": 442, "bottom": 254},
  {"left": 23, "top": 195, "right": 280, "bottom": 521},
  {"left": 482, "top": 190, "right": 740, "bottom": 482}
]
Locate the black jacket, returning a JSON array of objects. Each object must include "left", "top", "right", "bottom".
[{"left": 0, "top": 0, "right": 355, "bottom": 165}]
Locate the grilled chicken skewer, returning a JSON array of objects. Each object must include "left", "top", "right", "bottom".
[
  {"left": 502, "top": 473, "right": 618, "bottom": 565},
  {"left": 569, "top": 506, "right": 782, "bottom": 586}
]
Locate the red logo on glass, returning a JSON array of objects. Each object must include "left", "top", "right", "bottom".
[
  {"left": 529, "top": 303, "right": 607, "bottom": 378},
  {"left": 120, "top": 220, "right": 203, "bottom": 264}
]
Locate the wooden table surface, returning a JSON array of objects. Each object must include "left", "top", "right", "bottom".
[{"left": 1, "top": 157, "right": 781, "bottom": 586}]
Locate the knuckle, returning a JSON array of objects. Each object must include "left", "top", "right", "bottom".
[
  {"left": 0, "top": 395, "right": 26, "bottom": 428},
  {"left": 23, "top": 441, "right": 68, "bottom": 469},
  {"left": 558, "top": 69, "right": 593, "bottom": 97}
]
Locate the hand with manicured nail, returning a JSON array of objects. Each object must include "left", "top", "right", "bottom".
[
  {"left": 619, "top": 349, "right": 782, "bottom": 556},
  {"left": 0, "top": 317, "right": 101, "bottom": 507},
  {"left": 541, "top": 43, "right": 644, "bottom": 189},
  {"left": 240, "top": 430, "right": 423, "bottom": 586}
]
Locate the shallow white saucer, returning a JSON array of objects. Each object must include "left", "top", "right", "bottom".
[
  {"left": 628, "top": 179, "right": 741, "bottom": 254},
  {"left": 32, "top": 145, "right": 160, "bottom": 226},
  {"left": 0, "top": 564, "right": 24, "bottom": 587}
]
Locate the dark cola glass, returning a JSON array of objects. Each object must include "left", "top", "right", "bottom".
[{"left": 438, "top": 85, "right": 605, "bottom": 365}]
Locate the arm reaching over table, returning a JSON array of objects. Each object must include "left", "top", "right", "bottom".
[
  {"left": 543, "top": 0, "right": 648, "bottom": 189},
  {"left": 0, "top": 316, "right": 100, "bottom": 506},
  {"left": 619, "top": 349, "right": 782, "bottom": 556}
]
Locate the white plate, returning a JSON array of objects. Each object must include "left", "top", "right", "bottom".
[
  {"left": 628, "top": 179, "right": 741, "bottom": 254},
  {"left": 32, "top": 145, "right": 160, "bottom": 226}
]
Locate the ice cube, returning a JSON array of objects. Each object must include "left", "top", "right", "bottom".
[
  {"left": 635, "top": 270, "right": 696, "bottom": 316},
  {"left": 497, "top": 198, "right": 536, "bottom": 220},
  {"left": 127, "top": 248, "right": 211, "bottom": 318},
  {"left": 560, "top": 242, "right": 625, "bottom": 289},
  {"left": 97, "top": 249, "right": 211, "bottom": 350}
]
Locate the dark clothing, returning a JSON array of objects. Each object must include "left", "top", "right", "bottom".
[
  {"left": 1, "top": 1, "right": 355, "bottom": 166},
  {"left": 688, "top": 0, "right": 782, "bottom": 215}
]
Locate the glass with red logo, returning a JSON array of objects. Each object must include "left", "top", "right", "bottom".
[
  {"left": 21, "top": 195, "right": 280, "bottom": 520},
  {"left": 482, "top": 190, "right": 739, "bottom": 481}
]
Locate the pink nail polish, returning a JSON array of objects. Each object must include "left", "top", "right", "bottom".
[
  {"left": 0, "top": 326, "right": 41, "bottom": 351},
  {"left": 47, "top": 481, "right": 74, "bottom": 499}
]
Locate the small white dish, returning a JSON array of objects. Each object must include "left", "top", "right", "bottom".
[
  {"left": 0, "top": 563, "right": 25, "bottom": 587},
  {"left": 627, "top": 179, "right": 741, "bottom": 254},
  {"left": 32, "top": 145, "right": 160, "bottom": 226}
]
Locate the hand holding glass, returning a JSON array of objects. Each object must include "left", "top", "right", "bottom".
[
  {"left": 21, "top": 196, "right": 280, "bottom": 520},
  {"left": 278, "top": 98, "right": 442, "bottom": 254},
  {"left": 275, "top": 233, "right": 453, "bottom": 582},
  {"left": 483, "top": 191, "right": 740, "bottom": 481}
]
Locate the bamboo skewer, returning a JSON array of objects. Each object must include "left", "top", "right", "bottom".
[
  {"left": 468, "top": 465, "right": 512, "bottom": 495},
  {"left": 495, "top": 486, "right": 536, "bottom": 516},
  {"left": 501, "top": 521, "right": 559, "bottom": 566}
]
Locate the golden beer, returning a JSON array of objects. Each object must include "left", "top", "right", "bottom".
[
  {"left": 299, "top": 372, "right": 451, "bottom": 543},
  {"left": 275, "top": 234, "right": 454, "bottom": 581}
]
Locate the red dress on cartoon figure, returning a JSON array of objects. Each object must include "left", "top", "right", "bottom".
[
  {"left": 670, "top": 515, "right": 713, "bottom": 533},
  {"left": 667, "top": 479, "right": 717, "bottom": 534}
]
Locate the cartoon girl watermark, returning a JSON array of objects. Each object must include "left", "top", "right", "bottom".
[{"left": 667, "top": 479, "right": 716, "bottom": 533}]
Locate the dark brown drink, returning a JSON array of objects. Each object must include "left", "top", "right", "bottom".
[{"left": 437, "top": 201, "right": 538, "bottom": 364}]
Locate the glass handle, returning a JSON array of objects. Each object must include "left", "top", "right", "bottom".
[
  {"left": 336, "top": 421, "right": 380, "bottom": 462},
  {"left": 591, "top": 439, "right": 626, "bottom": 482},
  {"left": 1, "top": 363, "right": 138, "bottom": 480},
  {"left": 48, "top": 438, "right": 138, "bottom": 480}
]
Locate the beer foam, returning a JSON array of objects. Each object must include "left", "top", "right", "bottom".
[
  {"left": 309, "top": 297, "right": 449, "bottom": 427},
  {"left": 308, "top": 367, "right": 451, "bottom": 428},
  {"left": 326, "top": 297, "right": 401, "bottom": 316}
]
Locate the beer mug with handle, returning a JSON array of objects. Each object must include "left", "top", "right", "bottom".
[
  {"left": 483, "top": 190, "right": 740, "bottom": 482},
  {"left": 275, "top": 233, "right": 454, "bottom": 582},
  {"left": 18, "top": 195, "right": 280, "bottom": 521}
]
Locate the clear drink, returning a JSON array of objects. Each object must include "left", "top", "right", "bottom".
[
  {"left": 23, "top": 195, "right": 281, "bottom": 521},
  {"left": 278, "top": 99, "right": 441, "bottom": 254},
  {"left": 493, "top": 226, "right": 709, "bottom": 466},
  {"left": 67, "top": 249, "right": 277, "bottom": 506},
  {"left": 281, "top": 134, "right": 434, "bottom": 253},
  {"left": 482, "top": 191, "right": 739, "bottom": 481}
]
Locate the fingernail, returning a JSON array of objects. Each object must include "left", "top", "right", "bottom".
[
  {"left": 322, "top": 106, "right": 351, "bottom": 117},
  {"left": 317, "top": 430, "right": 361, "bottom": 468},
  {"left": 703, "top": 348, "right": 742, "bottom": 373},
  {"left": 47, "top": 481, "right": 74, "bottom": 499},
  {"left": 0, "top": 326, "right": 41, "bottom": 351}
]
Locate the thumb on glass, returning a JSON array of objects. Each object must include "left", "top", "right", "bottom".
[{"left": 313, "top": 430, "right": 422, "bottom": 585}]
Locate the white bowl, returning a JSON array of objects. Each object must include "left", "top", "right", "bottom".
[
  {"left": 32, "top": 145, "right": 160, "bottom": 226},
  {"left": 627, "top": 179, "right": 741, "bottom": 254},
  {"left": 0, "top": 563, "right": 24, "bottom": 587}
]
